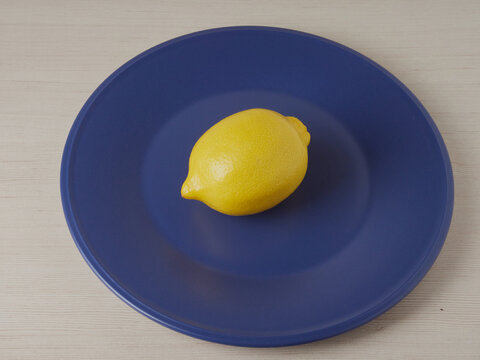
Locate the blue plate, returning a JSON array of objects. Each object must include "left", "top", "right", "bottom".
[{"left": 61, "top": 27, "right": 453, "bottom": 347}]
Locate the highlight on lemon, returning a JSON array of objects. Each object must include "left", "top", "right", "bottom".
[{"left": 181, "top": 108, "right": 310, "bottom": 216}]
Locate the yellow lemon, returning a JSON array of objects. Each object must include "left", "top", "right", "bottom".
[{"left": 181, "top": 108, "right": 310, "bottom": 215}]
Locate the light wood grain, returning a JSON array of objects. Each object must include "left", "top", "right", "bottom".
[{"left": 1, "top": 0, "right": 480, "bottom": 359}]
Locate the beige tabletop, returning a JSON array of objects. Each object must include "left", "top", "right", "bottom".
[{"left": 1, "top": 1, "right": 480, "bottom": 359}]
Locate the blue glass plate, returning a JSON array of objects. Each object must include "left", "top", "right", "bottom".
[{"left": 61, "top": 27, "right": 453, "bottom": 347}]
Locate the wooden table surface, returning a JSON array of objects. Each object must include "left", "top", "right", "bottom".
[{"left": 1, "top": 1, "right": 480, "bottom": 358}]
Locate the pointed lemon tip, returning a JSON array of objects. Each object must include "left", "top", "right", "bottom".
[
  {"left": 286, "top": 116, "right": 310, "bottom": 146},
  {"left": 181, "top": 174, "right": 201, "bottom": 200},
  {"left": 181, "top": 181, "right": 194, "bottom": 199}
]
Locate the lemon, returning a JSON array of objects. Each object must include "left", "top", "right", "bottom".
[{"left": 181, "top": 108, "right": 310, "bottom": 216}]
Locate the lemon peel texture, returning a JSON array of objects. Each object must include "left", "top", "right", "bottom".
[{"left": 181, "top": 108, "right": 310, "bottom": 216}]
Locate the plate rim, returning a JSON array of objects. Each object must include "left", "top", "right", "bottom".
[{"left": 60, "top": 26, "right": 454, "bottom": 347}]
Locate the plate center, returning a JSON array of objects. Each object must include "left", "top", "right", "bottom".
[{"left": 142, "top": 91, "right": 370, "bottom": 276}]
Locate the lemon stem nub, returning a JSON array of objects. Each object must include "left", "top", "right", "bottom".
[{"left": 286, "top": 116, "right": 310, "bottom": 146}]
